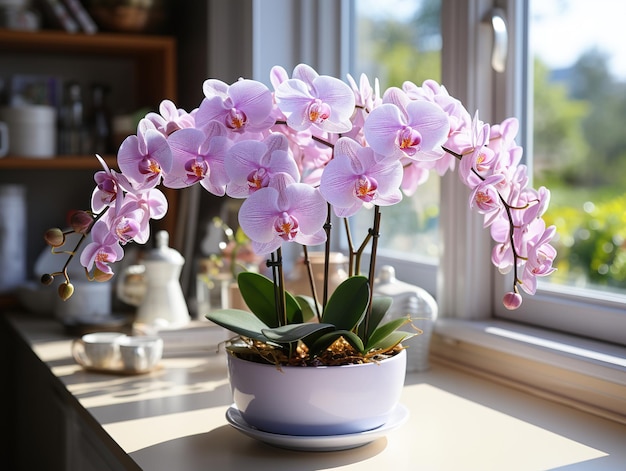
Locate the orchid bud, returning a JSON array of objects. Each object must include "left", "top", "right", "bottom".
[
  {"left": 502, "top": 291, "right": 522, "bottom": 310},
  {"left": 58, "top": 282, "right": 75, "bottom": 301},
  {"left": 40, "top": 273, "right": 54, "bottom": 286},
  {"left": 70, "top": 210, "right": 93, "bottom": 234},
  {"left": 44, "top": 228, "right": 65, "bottom": 247}
]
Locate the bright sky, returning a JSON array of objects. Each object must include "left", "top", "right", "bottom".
[
  {"left": 531, "top": 0, "right": 626, "bottom": 79},
  {"left": 357, "top": 0, "right": 626, "bottom": 80}
]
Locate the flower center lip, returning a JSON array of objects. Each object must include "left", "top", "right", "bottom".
[
  {"left": 354, "top": 175, "right": 378, "bottom": 202},
  {"left": 398, "top": 126, "right": 422, "bottom": 150},
  {"left": 274, "top": 212, "right": 299, "bottom": 240},
  {"left": 307, "top": 99, "right": 331, "bottom": 124},
  {"left": 227, "top": 108, "right": 248, "bottom": 129}
]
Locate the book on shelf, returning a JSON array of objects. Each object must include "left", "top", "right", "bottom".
[
  {"left": 35, "top": 0, "right": 80, "bottom": 33},
  {"left": 62, "top": 0, "right": 98, "bottom": 34}
]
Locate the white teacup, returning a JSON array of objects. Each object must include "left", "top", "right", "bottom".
[
  {"left": 117, "top": 335, "right": 163, "bottom": 372},
  {"left": 72, "top": 332, "right": 126, "bottom": 369}
]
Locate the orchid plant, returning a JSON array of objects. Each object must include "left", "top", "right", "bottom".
[{"left": 44, "top": 64, "right": 556, "bottom": 366}]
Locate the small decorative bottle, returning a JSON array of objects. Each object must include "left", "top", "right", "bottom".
[
  {"left": 59, "top": 81, "right": 85, "bottom": 155},
  {"left": 87, "top": 83, "right": 112, "bottom": 155},
  {"left": 373, "top": 265, "right": 438, "bottom": 372}
]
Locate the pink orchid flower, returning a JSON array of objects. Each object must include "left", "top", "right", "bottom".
[
  {"left": 91, "top": 154, "right": 132, "bottom": 213},
  {"left": 469, "top": 174, "right": 505, "bottom": 227},
  {"left": 145, "top": 99, "right": 195, "bottom": 136},
  {"left": 319, "top": 137, "right": 403, "bottom": 218},
  {"left": 117, "top": 119, "right": 173, "bottom": 190},
  {"left": 225, "top": 133, "right": 300, "bottom": 198},
  {"left": 364, "top": 87, "right": 449, "bottom": 161},
  {"left": 79, "top": 219, "right": 124, "bottom": 275},
  {"left": 520, "top": 222, "right": 557, "bottom": 295},
  {"left": 274, "top": 65, "right": 355, "bottom": 134},
  {"left": 444, "top": 112, "right": 494, "bottom": 188},
  {"left": 163, "top": 121, "right": 231, "bottom": 196},
  {"left": 195, "top": 78, "right": 274, "bottom": 134},
  {"left": 117, "top": 189, "right": 168, "bottom": 244},
  {"left": 238, "top": 173, "right": 327, "bottom": 255}
]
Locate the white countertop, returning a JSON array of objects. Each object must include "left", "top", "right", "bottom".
[{"left": 7, "top": 313, "right": 626, "bottom": 470}]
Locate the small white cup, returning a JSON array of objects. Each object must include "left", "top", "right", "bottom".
[
  {"left": 117, "top": 335, "right": 163, "bottom": 372},
  {"left": 72, "top": 332, "right": 126, "bottom": 369}
]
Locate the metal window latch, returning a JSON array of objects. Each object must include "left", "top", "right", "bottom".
[{"left": 488, "top": 7, "right": 508, "bottom": 73}]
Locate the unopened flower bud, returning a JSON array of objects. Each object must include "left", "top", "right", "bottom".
[
  {"left": 93, "top": 268, "right": 113, "bottom": 282},
  {"left": 502, "top": 291, "right": 522, "bottom": 310},
  {"left": 70, "top": 210, "right": 93, "bottom": 234},
  {"left": 58, "top": 282, "right": 74, "bottom": 301},
  {"left": 44, "top": 228, "right": 65, "bottom": 247},
  {"left": 40, "top": 273, "right": 54, "bottom": 286}
]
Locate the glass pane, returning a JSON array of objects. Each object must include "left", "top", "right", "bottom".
[
  {"left": 350, "top": 0, "right": 442, "bottom": 262},
  {"left": 531, "top": 0, "right": 626, "bottom": 296}
]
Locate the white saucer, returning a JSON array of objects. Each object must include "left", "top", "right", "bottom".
[{"left": 225, "top": 403, "right": 409, "bottom": 452}]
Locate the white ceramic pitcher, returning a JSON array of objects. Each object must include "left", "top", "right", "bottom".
[{"left": 117, "top": 230, "right": 189, "bottom": 330}]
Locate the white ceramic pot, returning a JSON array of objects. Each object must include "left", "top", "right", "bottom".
[{"left": 227, "top": 348, "right": 406, "bottom": 436}]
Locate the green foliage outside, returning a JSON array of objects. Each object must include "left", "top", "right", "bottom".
[{"left": 534, "top": 49, "right": 626, "bottom": 291}]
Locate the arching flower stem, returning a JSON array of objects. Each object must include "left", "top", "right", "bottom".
[{"left": 443, "top": 145, "right": 523, "bottom": 295}]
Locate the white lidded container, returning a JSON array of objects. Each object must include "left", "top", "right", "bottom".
[{"left": 374, "top": 265, "right": 438, "bottom": 372}]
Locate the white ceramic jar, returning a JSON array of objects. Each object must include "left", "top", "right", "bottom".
[{"left": 0, "top": 105, "right": 57, "bottom": 158}]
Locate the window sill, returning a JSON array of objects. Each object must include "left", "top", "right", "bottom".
[{"left": 431, "top": 319, "right": 626, "bottom": 424}]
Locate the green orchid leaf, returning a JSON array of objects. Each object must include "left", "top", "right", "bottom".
[
  {"left": 284, "top": 290, "right": 304, "bottom": 323},
  {"left": 340, "top": 330, "right": 366, "bottom": 353},
  {"left": 321, "top": 276, "right": 370, "bottom": 331},
  {"left": 261, "top": 323, "right": 335, "bottom": 343},
  {"left": 294, "top": 295, "right": 319, "bottom": 323},
  {"left": 366, "top": 330, "right": 415, "bottom": 352},
  {"left": 358, "top": 295, "right": 392, "bottom": 339},
  {"left": 365, "top": 315, "right": 413, "bottom": 351},
  {"left": 308, "top": 330, "right": 365, "bottom": 357},
  {"left": 206, "top": 308, "right": 271, "bottom": 342},
  {"left": 237, "top": 272, "right": 301, "bottom": 327}
]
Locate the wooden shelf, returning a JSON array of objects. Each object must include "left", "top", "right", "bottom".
[
  {"left": 0, "top": 28, "right": 177, "bottom": 114},
  {"left": 0, "top": 28, "right": 176, "bottom": 59},
  {"left": 0, "top": 29, "right": 179, "bottom": 248},
  {"left": 0, "top": 156, "right": 117, "bottom": 170}
]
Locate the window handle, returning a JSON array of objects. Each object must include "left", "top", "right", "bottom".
[{"left": 489, "top": 8, "right": 508, "bottom": 73}]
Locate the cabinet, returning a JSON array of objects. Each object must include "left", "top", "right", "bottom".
[
  {"left": 1, "top": 314, "right": 140, "bottom": 470},
  {"left": 0, "top": 29, "right": 179, "bottom": 284}
]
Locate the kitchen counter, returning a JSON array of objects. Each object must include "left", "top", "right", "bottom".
[{"left": 2, "top": 312, "right": 625, "bottom": 470}]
